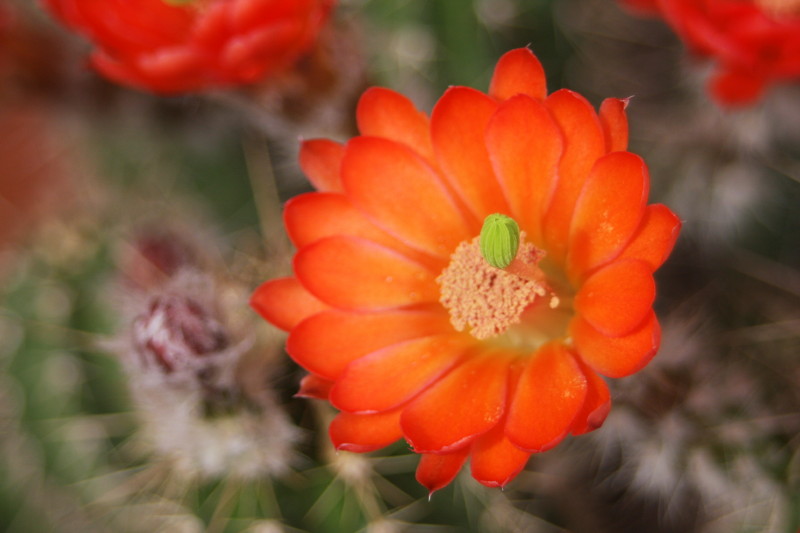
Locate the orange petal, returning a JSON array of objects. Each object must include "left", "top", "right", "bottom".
[
  {"left": 567, "top": 152, "right": 649, "bottom": 281},
  {"left": 430, "top": 87, "right": 508, "bottom": 219},
  {"left": 569, "top": 360, "right": 611, "bottom": 436},
  {"left": 329, "top": 408, "right": 403, "bottom": 453},
  {"left": 574, "top": 259, "right": 655, "bottom": 337},
  {"left": 299, "top": 139, "right": 345, "bottom": 192},
  {"left": 571, "top": 310, "right": 661, "bottom": 378},
  {"left": 284, "top": 193, "right": 445, "bottom": 271},
  {"left": 288, "top": 308, "right": 452, "bottom": 380},
  {"left": 541, "top": 89, "right": 607, "bottom": 262},
  {"left": 250, "top": 277, "right": 329, "bottom": 331},
  {"left": 485, "top": 94, "right": 563, "bottom": 244},
  {"left": 470, "top": 422, "right": 530, "bottom": 488},
  {"left": 331, "top": 335, "right": 469, "bottom": 414},
  {"left": 488, "top": 48, "right": 547, "bottom": 101},
  {"left": 284, "top": 193, "right": 363, "bottom": 248},
  {"left": 356, "top": 87, "right": 435, "bottom": 161},
  {"left": 342, "top": 137, "right": 473, "bottom": 258},
  {"left": 598, "top": 97, "right": 629, "bottom": 153},
  {"left": 416, "top": 448, "right": 470, "bottom": 495},
  {"left": 617, "top": 204, "right": 682, "bottom": 271},
  {"left": 506, "top": 343, "right": 587, "bottom": 452},
  {"left": 296, "top": 373, "right": 334, "bottom": 400},
  {"left": 294, "top": 236, "right": 439, "bottom": 311},
  {"left": 401, "top": 354, "right": 509, "bottom": 453}
]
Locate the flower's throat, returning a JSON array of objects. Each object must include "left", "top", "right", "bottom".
[{"left": 437, "top": 235, "right": 557, "bottom": 341}]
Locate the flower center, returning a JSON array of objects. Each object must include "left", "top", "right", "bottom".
[
  {"left": 437, "top": 234, "right": 558, "bottom": 341},
  {"left": 754, "top": 0, "right": 800, "bottom": 15}
]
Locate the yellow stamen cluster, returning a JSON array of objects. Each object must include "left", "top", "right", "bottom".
[{"left": 437, "top": 235, "right": 547, "bottom": 340}]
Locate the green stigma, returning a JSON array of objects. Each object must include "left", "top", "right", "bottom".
[{"left": 479, "top": 213, "right": 520, "bottom": 269}]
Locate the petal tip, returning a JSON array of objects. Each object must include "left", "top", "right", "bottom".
[{"left": 489, "top": 47, "right": 547, "bottom": 101}]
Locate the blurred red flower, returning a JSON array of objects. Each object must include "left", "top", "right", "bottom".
[
  {"left": 0, "top": 5, "right": 74, "bottom": 265},
  {"left": 41, "top": 0, "right": 336, "bottom": 94},
  {"left": 620, "top": 0, "right": 800, "bottom": 106},
  {"left": 0, "top": 104, "right": 75, "bottom": 265},
  {"left": 252, "top": 48, "right": 681, "bottom": 492}
]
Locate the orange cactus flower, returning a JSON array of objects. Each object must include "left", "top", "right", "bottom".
[
  {"left": 252, "top": 48, "right": 681, "bottom": 493},
  {"left": 41, "top": 0, "right": 336, "bottom": 94},
  {"left": 619, "top": 0, "right": 800, "bottom": 106}
]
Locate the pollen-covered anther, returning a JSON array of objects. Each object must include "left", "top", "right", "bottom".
[{"left": 437, "top": 235, "right": 548, "bottom": 340}]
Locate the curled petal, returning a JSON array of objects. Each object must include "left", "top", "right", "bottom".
[
  {"left": 567, "top": 152, "right": 649, "bottom": 282},
  {"left": 402, "top": 354, "right": 509, "bottom": 453},
  {"left": 330, "top": 409, "right": 403, "bottom": 453},
  {"left": 331, "top": 335, "right": 469, "bottom": 414},
  {"left": 489, "top": 47, "right": 547, "bottom": 101},
  {"left": 296, "top": 374, "right": 334, "bottom": 400},
  {"left": 250, "top": 277, "right": 329, "bottom": 331},
  {"left": 356, "top": 87, "right": 435, "bottom": 160},
  {"left": 299, "top": 139, "right": 345, "bottom": 193},
  {"left": 294, "top": 236, "right": 439, "bottom": 311},
  {"left": 342, "top": 137, "right": 474, "bottom": 258},
  {"left": 618, "top": 204, "right": 682, "bottom": 271},
  {"left": 485, "top": 94, "right": 563, "bottom": 244},
  {"left": 571, "top": 311, "right": 661, "bottom": 378},
  {"left": 598, "top": 97, "right": 630, "bottom": 153},
  {"left": 574, "top": 259, "right": 656, "bottom": 337},
  {"left": 470, "top": 422, "right": 530, "bottom": 488},
  {"left": 506, "top": 343, "right": 587, "bottom": 453},
  {"left": 431, "top": 87, "right": 508, "bottom": 219},
  {"left": 569, "top": 360, "right": 611, "bottom": 436},
  {"left": 416, "top": 449, "right": 470, "bottom": 496},
  {"left": 288, "top": 309, "right": 452, "bottom": 380}
]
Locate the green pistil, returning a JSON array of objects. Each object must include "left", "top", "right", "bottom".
[{"left": 479, "top": 213, "right": 520, "bottom": 269}]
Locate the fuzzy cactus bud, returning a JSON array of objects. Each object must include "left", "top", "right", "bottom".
[
  {"left": 479, "top": 213, "right": 520, "bottom": 269},
  {"left": 133, "top": 294, "right": 228, "bottom": 374}
]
